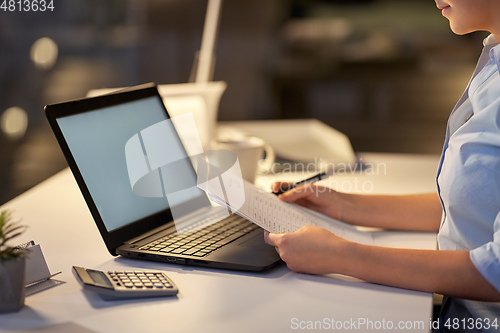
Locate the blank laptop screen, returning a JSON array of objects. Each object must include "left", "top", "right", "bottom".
[{"left": 56, "top": 96, "right": 204, "bottom": 232}]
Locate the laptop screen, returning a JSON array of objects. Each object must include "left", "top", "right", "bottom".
[{"left": 56, "top": 95, "right": 205, "bottom": 232}]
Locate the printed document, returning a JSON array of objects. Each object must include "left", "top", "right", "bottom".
[{"left": 197, "top": 170, "right": 373, "bottom": 244}]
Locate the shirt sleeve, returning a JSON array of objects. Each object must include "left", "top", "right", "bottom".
[{"left": 470, "top": 210, "right": 500, "bottom": 293}]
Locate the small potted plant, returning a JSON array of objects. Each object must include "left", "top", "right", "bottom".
[{"left": 0, "top": 210, "right": 29, "bottom": 313}]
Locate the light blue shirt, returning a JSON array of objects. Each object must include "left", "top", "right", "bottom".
[{"left": 437, "top": 36, "right": 500, "bottom": 326}]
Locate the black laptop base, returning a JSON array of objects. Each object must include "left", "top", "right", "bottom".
[{"left": 118, "top": 228, "right": 281, "bottom": 272}]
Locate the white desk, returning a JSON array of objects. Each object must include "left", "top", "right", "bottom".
[{"left": 0, "top": 152, "right": 439, "bottom": 333}]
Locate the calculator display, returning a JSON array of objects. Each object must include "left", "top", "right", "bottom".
[{"left": 88, "top": 270, "right": 113, "bottom": 288}]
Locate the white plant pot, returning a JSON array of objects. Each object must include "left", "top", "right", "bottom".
[{"left": 0, "top": 257, "right": 26, "bottom": 313}]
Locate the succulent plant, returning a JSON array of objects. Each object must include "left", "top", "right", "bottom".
[{"left": 0, "top": 210, "right": 29, "bottom": 261}]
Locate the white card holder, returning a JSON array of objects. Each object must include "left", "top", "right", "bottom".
[{"left": 16, "top": 241, "right": 61, "bottom": 287}]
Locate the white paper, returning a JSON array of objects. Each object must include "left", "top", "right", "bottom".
[{"left": 198, "top": 171, "right": 373, "bottom": 244}]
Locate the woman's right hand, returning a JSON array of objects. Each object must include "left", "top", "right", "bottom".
[{"left": 272, "top": 182, "right": 345, "bottom": 221}]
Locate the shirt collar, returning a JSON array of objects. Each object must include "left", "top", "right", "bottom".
[
  {"left": 483, "top": 35, "right": 500, "bottom": 76},
  {"left": 483, "top": 34, "right": 499, "bottom": 46}
]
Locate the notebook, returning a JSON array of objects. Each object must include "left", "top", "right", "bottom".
[{"left": 45, "top": 83, "right": 281, "bottom": 271}]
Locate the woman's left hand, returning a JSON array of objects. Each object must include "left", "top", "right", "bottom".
[{"left": 264, "top": 225, "right": 350, "bottom": 275}]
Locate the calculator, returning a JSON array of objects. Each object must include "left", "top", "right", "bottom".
[{"left": 72, "top": 266, "right": 179, "bottom": 300}]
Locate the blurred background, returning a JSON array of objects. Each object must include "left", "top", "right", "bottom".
[{"left": 0, "top": 0, "right": 488, "bottom": 205}]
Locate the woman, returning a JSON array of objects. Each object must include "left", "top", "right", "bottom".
[{"left": 265, "top": 0, "right": 500, "bottom": 330}]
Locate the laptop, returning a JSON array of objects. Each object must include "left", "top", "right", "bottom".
[{"left": 45, "top": 83, "right": 281, "bottom": 271}]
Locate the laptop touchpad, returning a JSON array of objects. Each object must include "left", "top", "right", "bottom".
[{"left": 238, "top": 233, "right": 266, "bottom": 248}]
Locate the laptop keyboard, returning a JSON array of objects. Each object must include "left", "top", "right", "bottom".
[{"left": 139, "top": 215, "right": 259, "bottom": 257}]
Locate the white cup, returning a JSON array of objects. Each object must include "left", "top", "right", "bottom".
[{"left": 210, "top": 136, "right": 275, "bottom": 183}]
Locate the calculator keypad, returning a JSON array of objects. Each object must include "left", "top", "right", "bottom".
[{"left": 108, "top": 271, "right": 174, "bottom": 290}]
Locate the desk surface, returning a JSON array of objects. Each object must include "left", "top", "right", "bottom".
[{"left": 0, "top": 152, "right": 439, "bottom": 333}]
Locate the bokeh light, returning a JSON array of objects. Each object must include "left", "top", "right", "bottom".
[
  {"left": 30, "top": 37, "right": 58, "bottom": 70},
  {"left": 1, "top": 107, "right": 28, "bottom": 140}
]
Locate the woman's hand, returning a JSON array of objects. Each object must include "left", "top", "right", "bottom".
[
  {"left": 273, "top": 182, "right": 442, "bottom": 231},
  {"left": 265, "top": 226, "right": 500, "bottom": 301},
  {"left": 264, "top": 225, "right": 350, "bottom": 275},
  {"left": 272, "top": 182, "right": 345, "bottom": 221}
]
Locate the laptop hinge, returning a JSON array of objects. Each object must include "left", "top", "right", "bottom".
[
  {"left": 126, "top": 206, "right": 226, "bottom": 245},
  {"left": 126, "top": 224, "right": 173, "bottom": 244},
  {"left": 125, "top": 207, "right": 209, "bottom": 244}
]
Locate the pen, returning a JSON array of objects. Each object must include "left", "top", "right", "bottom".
[{"left": 273, "top": 166, "right": 334, "bottom": 195}]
